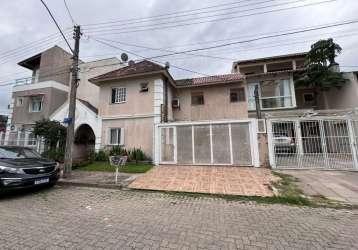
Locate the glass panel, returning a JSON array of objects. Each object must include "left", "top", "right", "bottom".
[
  {"left": 161, "top": 127, "right": 174, "bottom": 162},
  {"left": 231, "top": 123, "right": 252, "bottom": 165},
  {"left": 177, "top": 126, "right": 193, "bottom": 164},
  {"left": 261, "top": 97, "right": 292, "bottom": 109},
  {"left": 194, "top": 125, "right": 211, "bottom": 164},
  {"left": 248, "top": 84, "right": 257, "bottom": 110},
  {"left": 212, "top": 124, "right": 231, "bottom": 164}
]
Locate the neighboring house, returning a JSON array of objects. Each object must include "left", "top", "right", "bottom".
[{"left": 3, "top": 46, "right": 124, "bottom": 160}]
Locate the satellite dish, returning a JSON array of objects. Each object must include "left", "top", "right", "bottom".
[
  {"left": 128, "top": 60, "right": 135, "bottom": 66},
  {"left": 121, "top": 53, "right": 128, "bottom": 62},
  {"left": 165, "top": 61, "right": 170, "bottom": 69}
]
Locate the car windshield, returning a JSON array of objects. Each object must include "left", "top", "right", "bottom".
[{"left": 0, "top": 147, "right": 41, "bottom": 159}]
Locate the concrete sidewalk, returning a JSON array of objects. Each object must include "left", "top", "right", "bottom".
[{"left": 279, "top": 170, "right": 358, "bottom": 204}]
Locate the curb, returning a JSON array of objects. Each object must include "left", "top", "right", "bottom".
[{"left": 57, "top": 180, "right": 124, "bottom": 190}]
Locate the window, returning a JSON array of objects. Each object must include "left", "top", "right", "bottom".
[
  {"left": 248, "top": 79, "right": 294, "bottom": 110},
  {"left": 303, "top": 93, "right": 314, "bottom": 103},
  {"left": 191, "top": 92, "right": 204, "bottom": 105},
  {"left": 111, "top": 87, "right": 126, "bottom": 104},
  {"left": 29, "top": 96, "right": 43, "bottom": 112},
  {"left": 230, "top": 88, "right": 246, "bottom": 102},
  {"left": 26, "top": 133, "right": 37, "bottom": 146},
  {"left": 140, "top": 82, "right": 149, "bottom": 92},
  {"left": 109, "top": 128, "right": 124, "bottom": 145},
  {"left": 16, "top": 97, "right": 24, "bottom": 107}
]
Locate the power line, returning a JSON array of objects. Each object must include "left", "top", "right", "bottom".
[
  {"left": 82, "top": 0, "right": 256, "bottom": 27},
  {"left": 130, "top": 19, "right": 358, "bottom": 60},
  {"left": 91, "top": 38, "right": 212, "bottom": 77},
  {"left": 84, "top": 0, "right": 277, "bottom": 30},
  {"left": 89, "top": 37, "right": 235, "bottom": 61},
  {"left": 84, "top": 0, "right": 335, "bottom": 35},
  {"left": 40, "top": 0, "right": 73, "bottom": 53},
  {"left": 63, "top": 0, "right": 77, "bottom": 25}
]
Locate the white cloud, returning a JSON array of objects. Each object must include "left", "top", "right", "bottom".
[{"left": 0, "top": 0, "right": 357, "bottom": 114}]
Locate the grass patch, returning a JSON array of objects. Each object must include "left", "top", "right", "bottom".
[{"left": 78, "top": 161, "right": 153, "bottom": 174}]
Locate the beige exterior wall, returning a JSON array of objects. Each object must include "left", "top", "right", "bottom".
[
  {"left": 11, "top": 87, "right": 67, "bottom": 126},
  {"left": 322, "top": 72, "right": 358, "bottom": 109},
  {"left": 101, "top": 117, "right": 154, "bottom": 158},
  {"left": 98, "top": 76, "right": 158, "bottom": 118},
  {"left": 173, "top": 82, "right": 248, "bottom": 121},
  {"left": 38, "top": 46, "right": 72, "bottom": 85},
  {"left": 78, "top": 58, "right": 123, "bottom": 108}
]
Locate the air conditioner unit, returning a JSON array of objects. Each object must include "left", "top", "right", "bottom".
[{"left": 172, "top": 99, "right": 180, "bottom": 108}]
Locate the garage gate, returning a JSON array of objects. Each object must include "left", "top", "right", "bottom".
[
  {"left": 267, "top": 118, "right": 358, "bottom": 170},
  {"left": 157, "top": 120, "right": 259, "bottom": 167}
]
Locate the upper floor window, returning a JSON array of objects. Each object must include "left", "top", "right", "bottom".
[
  {"left": 29, "top": 96, "right": 43, "bottom": 112},
  {"left": 111, "top": 87, "right": 126, "bottom": 104},
  {"left": 191, "top": 92, "right": 204, "bottom": 105},
  {"left": 230, "top": 88, "right": 246, "bottom": 102},
  {"left": 16, "top": 97, "right": 24, "bottom": 107},
  {"left": 248, "top": 79, "right": 294, "bottom": 110},
  {"left": 109, "top": 128, "right": 124, "bottom": 145}
]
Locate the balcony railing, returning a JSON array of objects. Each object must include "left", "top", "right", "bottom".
[{"left": 14, "top": 77, "right": 34, "bottom": 86}]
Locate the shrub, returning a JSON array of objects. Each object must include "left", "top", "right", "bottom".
[
  {"left": 109, "top": 145, "right": 125, "bottom": 156},
  {"left": 95, "top": 149, "right": 108, "bottom": 161},
  {"left": 128, "top": 148, "right": 148, "bottom": 163},
  {"left": 88, "top": 149, "right": 96, "bottom": 163},
  {"left": 42, "top": 149, "right": 65, "bottom": 163}
]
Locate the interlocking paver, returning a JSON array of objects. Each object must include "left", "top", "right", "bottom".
[
  {"left": 0, "top": 186, "right": 358, "bottom": 249},
  {"left": 129, "top": 165, "right": 278, "bottom": 196}
]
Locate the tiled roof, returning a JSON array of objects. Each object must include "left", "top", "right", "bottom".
[
  {"left": 176, "top": 73, "right": 245, "bottom": 87},
  {"left": 89, "top": 60, "right": 165, "bottom": 83}
]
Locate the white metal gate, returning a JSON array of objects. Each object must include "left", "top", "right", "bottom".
[
  {"left": 157, "top": 120, "right": 259, "bottom": 167},
  {"left": 267, "top": 118, "right": 358, "bottom": 170}
]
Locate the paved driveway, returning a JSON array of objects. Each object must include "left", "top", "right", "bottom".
[
  {"left": 279, "top": 170, "right": 358, "bottom": 204},
  {"left": 129, "top": 165, "right": 278, "bottom": 196},
  {"left": 1, "top": 186, "right": 358, "bottom": 249}
]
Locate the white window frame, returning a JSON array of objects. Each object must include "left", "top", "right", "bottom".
[
  {"left": 29, "top": 96, "right": 43, "bottom": 113},
  {"left": 248, "top": 78, "right": 296, "bottom": 111},
  {"left": 112, "top": 87, "right": 126, "bottom": 104},
  {"left": 108, "top": 128, "right": 124, "bottom": 146}
]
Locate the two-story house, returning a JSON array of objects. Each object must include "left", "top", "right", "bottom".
[
  {"left": 3, "top": 46, "right": 124, "bottom": 161},
  {"left": 90, "top": 60, "right": 259, "bottom": 167}
]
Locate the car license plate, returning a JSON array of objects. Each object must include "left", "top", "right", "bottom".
[{"left": 34, "top": 178, "right": 49, "bottom": 185}]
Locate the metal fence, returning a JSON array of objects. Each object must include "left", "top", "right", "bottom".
[
  {"left": 157, "top": 120, "right": 259, "bottom": 167},
  {"left": 267, "top": 118, "right": 358, "bottom": 170}
]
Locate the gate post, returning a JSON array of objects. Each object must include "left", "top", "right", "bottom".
[
  {"left": 319, "top": 120, "right": 329, "bottom": 169},
  {"left": 266, "top": 119, "right": 276, "bottom": 168},
  {"left": 347, "top": 119, "right": 358, "bottom": 170}
]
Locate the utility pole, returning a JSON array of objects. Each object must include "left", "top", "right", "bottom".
[{"left": 63, "top": 25, "right": 81, "bottom": 178}]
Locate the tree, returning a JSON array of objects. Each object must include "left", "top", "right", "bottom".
[
  {"left": 295, "top": 38, "right": 346, "bottom": 106},
  {"left": 33, "top": 119, "right": 66, "bottom": 150}
]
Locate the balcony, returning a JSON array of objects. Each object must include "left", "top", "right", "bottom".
[{"left": 14, "top": 77, "right": 34, "bottom": 87}]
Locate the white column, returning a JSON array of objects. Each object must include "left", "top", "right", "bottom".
[
  {"left": 24, "top": 131, "right": 30, "bottom": 147},
  {"left": 292, "top": 60, "right": 297, "bottom": 70},
  {"left": 16, "top": 131, "right": 21, "bottom": 146},
  {"left": 263, "top": 64, "right": 268, "bottom": 73}
]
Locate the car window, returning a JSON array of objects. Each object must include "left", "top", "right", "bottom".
[{"left": 0, "top": 147, "right": 41, "bottom": 159}]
